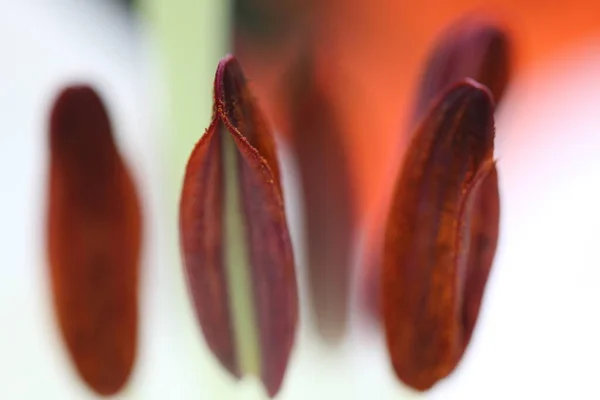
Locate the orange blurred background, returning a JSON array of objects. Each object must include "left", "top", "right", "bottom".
[{"left": 240, "top": 0, "right": 600, "bottom": 226}]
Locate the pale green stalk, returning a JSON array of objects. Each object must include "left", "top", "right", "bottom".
[
  {"left": 222, "top": 129, "right": 261, "bottom": 376},
  {"left": 138, "top": 0, "right": 233, "bottom": 398}
]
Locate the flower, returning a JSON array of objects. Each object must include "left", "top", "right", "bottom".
[{"left": 3, "top": 2, "right": 600, "bottom": 399}]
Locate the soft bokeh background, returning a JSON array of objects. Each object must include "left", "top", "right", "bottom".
[{"left": 1, "top": 0, "right": 599, "bottom": 399}]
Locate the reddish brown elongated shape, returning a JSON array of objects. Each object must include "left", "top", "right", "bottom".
[
  {"left": 411, "top": 16, "right": 511, "bottom": 126},
  {"left": 179, "top": 55, "right": 298, "bottom": 398},
  {"left": 47, "top": 86, "right": 142, "bottom": 396},
  {"left": 284, "top": 47, "right": 355, "bottom": 343},
  {"left": 362, "top": 17, "right": 510, "bottom": 324},
  {"left": 382, "top": 80, "right": 500, "bottom": 391}
]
